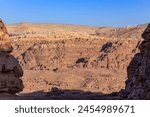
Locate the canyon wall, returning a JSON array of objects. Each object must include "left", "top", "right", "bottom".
[
  {"left": 5, "top": 23, "right": 148, "bottom": 94},
  {"left": 122, "top": 24, "right": 150, "bottom": 99},
  {"left": 0, "top": 19, "right": 23, "bottom": 95}
]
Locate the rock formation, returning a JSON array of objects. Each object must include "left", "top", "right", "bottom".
[
  {"left": 0, "top": 19, "right": 13, "bottom": 53},
  {"left": 0, "top": 19, "right": 23, "bottom": 94},
  {"left": 122, "top": 24, "right": 150, "bottom": 99},
  {"left": 6, "top": 23, "right": 146, "bottom": 94},
  {"left": 0, "top": 21, "right": 149, "bottom": 99}
]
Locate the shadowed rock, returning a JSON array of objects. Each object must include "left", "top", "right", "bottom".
[
  {"left": 0, "top": 19, "right": 23, "bottom": 94},
  {"left": 122, "top": 23, "right": 150, "bottom": 99}
]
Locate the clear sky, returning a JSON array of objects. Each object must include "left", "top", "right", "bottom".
[{"left": 0, "top": 0, "right": 149, "bottom": 26}]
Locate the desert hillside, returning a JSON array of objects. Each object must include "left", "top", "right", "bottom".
[{"left": 5, "top": 23, "right": 148, "bottom": 96}]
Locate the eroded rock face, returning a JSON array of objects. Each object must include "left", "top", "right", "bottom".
[
  {"left": 0, "top": 19, "right": 23, "bottom": 94},
  {"left": 0, "top": 19, "right": 13, "bottom": 53},
  {"left": 124, "top": 24, "right": 150, "bottom": 99},
  {"left": 8, "top": 23, "right": 146, "bottom": 94}
]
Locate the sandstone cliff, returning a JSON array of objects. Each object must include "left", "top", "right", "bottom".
[
  {"left": 4, "top": 22, "right": 148, "bottom": 95},
  {"left": 122, "top": 24, "right": 150, "bottom": 99},
  {"left": 0, "top": 19, "right": 23, "bottom": 95},
  {"left": 0, "top": 20, "right": 149, "bottom": 99}
]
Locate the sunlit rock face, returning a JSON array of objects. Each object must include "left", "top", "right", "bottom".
[{"left": 0, "top": 19, "right": 13, "bottom": 53}]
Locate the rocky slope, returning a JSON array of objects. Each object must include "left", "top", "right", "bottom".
[{"left": 2, "top": 22, "right": 148, "bottom": 98}]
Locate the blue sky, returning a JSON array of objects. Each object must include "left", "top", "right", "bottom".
[{"left": 0, "top": 0, "right": 149, "bottom": 26}]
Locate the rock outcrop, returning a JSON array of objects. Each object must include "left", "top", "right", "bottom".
[
  {"left": 0, "top": 19, "right": 23, "bottom": 94},
  {"left": 123, "top": 24, "right": 150, "bottom": 99},
  {"left": 7, "top": 23, "right": 147, "bottom": 94},
  {"left": 9, "top": 23, "right": 146, "bottom": 71},
  {"left": 0, "top": 19, "right": 13, "bottom": 53},
  {"left": 0, "top": 22, "right": 149, "bottom": 99}
]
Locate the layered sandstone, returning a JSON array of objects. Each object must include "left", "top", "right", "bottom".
[
  {"left": 5, "top": 23, "right": 147, "bottom": 95},
  {"left": 0, "top": 19, "right": 23, "bottom": 94},
  {"left": 0, "top": 21, "right": 148, "bottom": 99}
]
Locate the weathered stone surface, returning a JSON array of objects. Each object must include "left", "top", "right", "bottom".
[
  {"left": 0, "top": 19, "right": 13, "bottom": 53},
  {"left": 123, "top": 23, "right": 150, "bottom": 99},
  {"left": 0, "top": 19, "right": 23, "bottom": 94},
  {"left": 0, "top": 22, "right": 149, "bottom": 99},
  {"left": 6, "top": 23, "right": 146, "bottom": 94},
  {"left": 142, "top": 24, "right": 150, "bottom": 40}
]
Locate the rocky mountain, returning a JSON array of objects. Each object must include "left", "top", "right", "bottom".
[{"left": 0, "top": 20, "right": 149, "bottom": 99}]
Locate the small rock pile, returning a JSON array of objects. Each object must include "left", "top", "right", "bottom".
[
  {"left": 123, "top": 24, "right": 150, "bottom": 99},
  {"left": 0, "top": 19, "right": 23, "bottom": 94}
]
